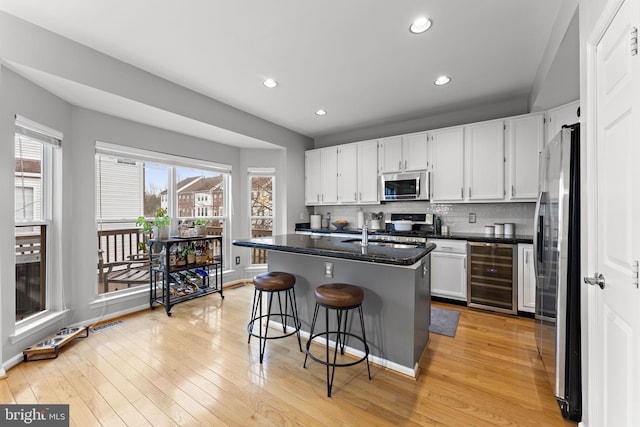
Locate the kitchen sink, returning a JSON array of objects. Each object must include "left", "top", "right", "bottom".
[{"left": 341, "top": 239, "right": 422, "bottom": 249}]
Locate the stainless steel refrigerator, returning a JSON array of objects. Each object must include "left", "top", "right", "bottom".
[{"left": 533, "top": 123, "right": 581, "bottom": 422}]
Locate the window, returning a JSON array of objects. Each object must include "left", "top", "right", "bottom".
[
  {"left": 95, "top": 143, "right": 231, "bottom": 295},
  {"left": 248, "top": 170, "right": 274, "bottom": 265},
  {"left": 14, "top": 117, "right": 61, "bottom": 322}
]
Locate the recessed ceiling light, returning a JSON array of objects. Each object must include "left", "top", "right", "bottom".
[
  {"left": 434, "top": 75, "right": 451, "bottom": 86},
  {"left": 263, "top": 78, "right": 278, "bottom": 88},
  {"left": 315, "top": 109, "right": 327, "bottom": 116},
  {"left": 410, "top": 17, "right": 432, "bottom": 34}
]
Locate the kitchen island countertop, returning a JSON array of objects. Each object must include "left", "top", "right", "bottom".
[{"left": 233, "top": 233, "right": 436, "bottom": 266}]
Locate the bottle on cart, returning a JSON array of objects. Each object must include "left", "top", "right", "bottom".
[
  {"left": 435, "top": 216, "right": 442, "bottom": 235},
  {"left": 159, "top": 246, "right": 166, "bottom": 267}
]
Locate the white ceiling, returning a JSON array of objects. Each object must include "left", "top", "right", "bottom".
[{"left": 0, "top": 0, "right": 573, "bottom": 146}]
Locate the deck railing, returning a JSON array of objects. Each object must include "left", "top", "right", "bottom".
[
  {"left": 251, "top": 228, "right": 272, "bottom": 264},
  {"left": 15, "top": 225, "right": 46, "bottom": 321}
]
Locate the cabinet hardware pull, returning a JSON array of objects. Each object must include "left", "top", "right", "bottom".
[
  {"left": 511, "top": 185, "right": 514, "bottom": 197},
  {"left": 404, "top": 160, "right": 407, "bottom": 170},
  {"left": 461, "top": 188, "right": 464, "bottom": 199},
  {"left": 469, "top": 187, "right": 472, "bottom": 198},
  {"left": 354, "top": 192, "right": 357, "bottom": 200},
  {"left": 398, "top": 160, "right": 402, "bottom": 170}
]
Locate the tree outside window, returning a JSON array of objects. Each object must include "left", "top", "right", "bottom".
[{"left": 249, "top": 173, "right": 274, "bottom": 265}]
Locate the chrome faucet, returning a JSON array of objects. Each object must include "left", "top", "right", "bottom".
[{"left": 361, "top": 221, "right": 368, "bottom": 246}]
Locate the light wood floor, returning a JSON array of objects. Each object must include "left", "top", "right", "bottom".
[{"left": 1, "top": 284, "right": 575, "bottom": 426}]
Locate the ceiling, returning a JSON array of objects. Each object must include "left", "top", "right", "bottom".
[{"left": 0, "top": 0, "right": 575, "bottom": 147}]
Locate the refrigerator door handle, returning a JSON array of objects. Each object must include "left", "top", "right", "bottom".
[{"left": 533, "top": 191, "right": 544, "bottom": 279}]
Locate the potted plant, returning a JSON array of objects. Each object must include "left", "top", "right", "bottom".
[
  {"left": 136, "top": 208, "right": 171, "bottom": 240},
  {"left": 193, "top": 218, "right": 207, "bottom": 236},
  {"left": 182, "top": 245, "right": 195, "bottom": 264}
]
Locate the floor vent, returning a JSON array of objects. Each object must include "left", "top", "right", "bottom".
[{"left": 91, "top": 320, "right": 124, "bottom": 332}]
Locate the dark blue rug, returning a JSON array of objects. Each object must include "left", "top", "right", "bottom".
[{"left": 430, "top": 307, "right": 460, "bottom": 337}]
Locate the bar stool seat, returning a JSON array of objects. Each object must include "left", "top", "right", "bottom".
[
  {"left": 304, "top": 283, "right": 371, "bottom": 397},
  {"left": 248, "top": 272, "right": 302, "bottom": 363}
]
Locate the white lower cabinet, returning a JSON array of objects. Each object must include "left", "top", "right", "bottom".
[
  {"left": 517, "top": 243, "right": 535, "bottom": 313},
  {"left": 428, "top": 239, "right": 468, "bottom": 302}
]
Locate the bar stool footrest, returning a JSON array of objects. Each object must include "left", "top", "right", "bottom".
[{"left": 305, "top": 331, "right": 369, "bottom": 368}]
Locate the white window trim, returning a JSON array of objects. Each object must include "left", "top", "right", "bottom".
[
  {"left": 14, "top": 118, "right": 63, "bottom": 331},
  {"left": 94, "top": 142, "right": 234, "bottom": 297}
]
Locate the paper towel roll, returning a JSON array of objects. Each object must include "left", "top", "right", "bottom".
[
  {"left": 357, "top": 211, "right": 364, "bottom": 229},
  {"left": 310, "top": 214, "right": 322, "bottom": 229}
]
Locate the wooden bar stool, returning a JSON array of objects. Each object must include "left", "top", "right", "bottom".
[
  {"left": 304, "top": 283, "right": 371, "bottom": 397},
  {"left": 247, "top": 272, "right": 302, "bottom": 363}
]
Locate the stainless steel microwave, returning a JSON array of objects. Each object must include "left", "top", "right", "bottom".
[{"left": 380, "top": 171, "right": 430, "bottom": 201}]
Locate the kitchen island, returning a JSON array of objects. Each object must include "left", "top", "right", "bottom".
[{"left": 233, "top": 234, "right": 436, "bottom": 377}]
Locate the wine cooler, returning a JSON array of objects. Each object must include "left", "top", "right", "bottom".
[{"left": 467, "top": 242, "right": 517, "bottom": 314}]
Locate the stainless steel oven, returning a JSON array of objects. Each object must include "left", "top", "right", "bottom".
[{"left": 380, "top": 171, "right": 430, "bottom": 201}]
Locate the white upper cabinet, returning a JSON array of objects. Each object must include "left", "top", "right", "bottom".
[
  {"left": 337, "top": 143, "right": 358, "bottom": 204},
  {"left": 305, "top": 147, "right": 338, "bottom": 205},
  {"left": 465, "top": 120, "right": 505, "bottom": 201},
  {"left": 403, "top": 132, "right": 429, "bottom": 171},
  {"left": 429, "top": 127, "right": 465, "bottom": 202},
  {"left": 357, "top": 140, "right": 379, "bottom": 204},
  {"left": 320, "top": 147, "right": 338, "bottom": 204},
  {"left": 546, "top": 100, "right": 580, "bottom": 144},
  {"left": 378, "top": 132, "right": 428, "bottom": 173},
  {"left": 305, "top": 149, "right": 322, "bottom": 205},
  {"left": 378, "top": 136, "right": 403, "bottom": 173},
  {"left": 506, "top": 114, "right": 544, "bottom": 201}
]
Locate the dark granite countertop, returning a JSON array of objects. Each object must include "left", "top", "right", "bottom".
[
  {"left": 233, "top": 234, "right": 436, "bottom": 266},
  {"left": 294, "top": 227, "right": 533, "bottom": 244}
]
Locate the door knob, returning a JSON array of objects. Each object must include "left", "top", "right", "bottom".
[{"left": 584, "top": 273, "right": 605, "bottom": 289}]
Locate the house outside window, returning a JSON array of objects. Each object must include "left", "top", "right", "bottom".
[
  {"left": 14, "top": 118, "right": 61, "bottom": 322},
  {"left": 248, "top": 169, "right": 274, "bottom": 266},
  {"left": 95, "top": 143, "right": 231, "bottom": 295}
]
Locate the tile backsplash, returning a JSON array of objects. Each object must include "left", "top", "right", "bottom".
[{"left": 312, "top": 202, "right": 535, "bottom": 236}]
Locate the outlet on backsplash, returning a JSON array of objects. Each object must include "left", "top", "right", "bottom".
[{"left": 469, "top": 213, "right": 476, "bottom": 223}]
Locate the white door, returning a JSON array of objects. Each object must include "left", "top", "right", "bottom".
[
  {"left": 320, "top": 147, "right": 338, "bottom": 204},
  {"left": 589, "top": 0, "right": 640, "bottom": 424},
  {"left": 337, "top": 144, "right": 358, "bottom": 204},
  {"left": 546, "top": 100, "right": 580, "bottom": 145},
  {"left": 430, "top": 127, "right": 465, "bottom": 202},
  {"left": 378, "top": 136, "right": 403, "bottom": 173},
  {"left": 357, "top": 140, "right": 379, "bottom": 204},
  {"left": 305, "top": 150, "right": 322, "bottom": 205},
  {"left": 465, "top": 121, "right": 505, "bottom": 201},
  {"left": 403, "top": 132, "right": 428, "bottom": 171},
  {"left": 508, "top": 114, "right": 544, "bottom": 201}
]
